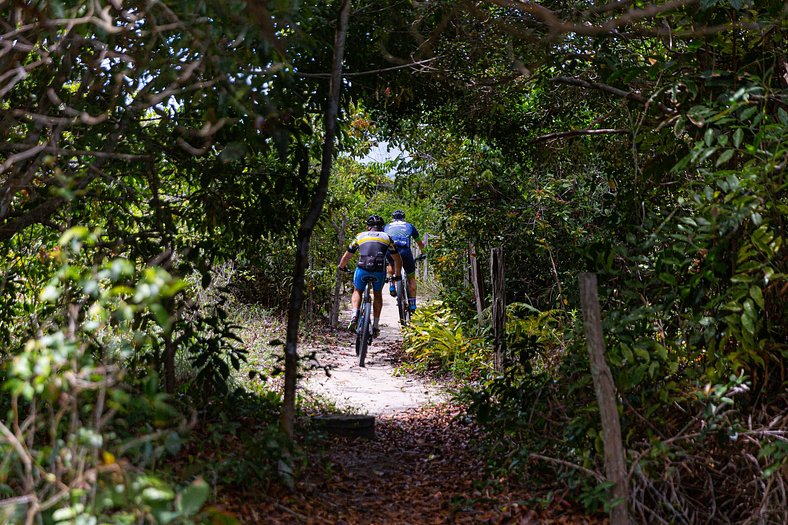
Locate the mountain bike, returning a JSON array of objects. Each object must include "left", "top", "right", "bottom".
[
  {"left": 340, "top": 268, "right": 375, "bottom": 367},
  {"left": 393, "top": 253, "right": 426, "bottom": 327},
  {"left": 354, "top": 275, "right": 376, "bottom": 367}
]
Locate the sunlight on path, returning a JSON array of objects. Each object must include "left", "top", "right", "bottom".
[{"left": 302, "top": 291, "right": 445, "bottom": 414}]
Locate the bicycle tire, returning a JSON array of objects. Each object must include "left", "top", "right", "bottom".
[
  {"left": 354, "top": 303, "right": 365, "bottom": 356},
  {"left": 396, "top": 279, "right": 407, "bottom": 326},
  {"left": 358, "top": 295, "right": 372, "bottom": 367},
  {"left": 403, "top": 274, "right": 411, "bottom": 325}
]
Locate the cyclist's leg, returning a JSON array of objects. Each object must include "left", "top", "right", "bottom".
[
  {"left": 349, "top": 269, "right": 365, "bottom": 329},
  {"left": 372, "top": 290, "right": 384, "bottom": 318},
  {"left": 385, "top": 253, "right": 396, "bottom": 296},
  {"left": 400, "top": 250, "right": 418, "bottom": 311},
  {"left": 371, "top": 290, "right": 383, "bottom": 336},
  {"left": 407, "top": 274, "right": 417, "bottom": 297}
]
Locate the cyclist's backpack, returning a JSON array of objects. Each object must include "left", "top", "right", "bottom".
[{"left": 358, "top": 249, "right": 386, "bottom": 271}]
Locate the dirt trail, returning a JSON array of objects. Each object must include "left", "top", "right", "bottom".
[
  {"left": 226, "top": 292, "right": 601, "bottom": 524},
  {"left": 302, "top": 290, "right": 445, "bottom": 414}
]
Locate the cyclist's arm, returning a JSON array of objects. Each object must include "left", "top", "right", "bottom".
[
  {"left": 338, "top": 239, "right": 359, "bottom": 270},
  {"left": 410, "top": 224, "right": 426, "bottom": 253},
  {"left": 338, "top": 250, "right": 354, "bottom": 270}
]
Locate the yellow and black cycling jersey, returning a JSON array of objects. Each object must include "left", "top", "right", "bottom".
[{"left": 347, "top": 231, "right": 398, "bottom": 272}]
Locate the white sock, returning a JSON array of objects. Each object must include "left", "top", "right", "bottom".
[{"left": 373, "top": 317, "right": 380, "bottom": 329}]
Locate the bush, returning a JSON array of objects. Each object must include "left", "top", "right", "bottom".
[
  {"left": 403, "top": 300, "right": 491, "bottom": 377},
  {"left": 0, "top": 228, "right": 236, "bottom": 524}
]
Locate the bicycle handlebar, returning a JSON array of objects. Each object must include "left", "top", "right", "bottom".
[{"left": 415, "top": 254, "right": 427, "bottom": 262}]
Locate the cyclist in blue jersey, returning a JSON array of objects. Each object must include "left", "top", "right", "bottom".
[
  {"left": 338, "top": 214, "right": 403, "bottom": 337},
  {"left": 384, "top": 210, "right": 426, "bottom": 312}
]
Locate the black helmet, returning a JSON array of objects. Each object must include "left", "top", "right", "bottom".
[
  {"left": 366, "top": 214, "right": 384, "bottom": 229},
  {"left": 392, "top": 210, "right": 405, "bottom": 220}
]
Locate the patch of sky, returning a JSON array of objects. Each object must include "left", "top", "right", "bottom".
[{"left": 356, "top": 140, "right": 410, "bottom": 178}]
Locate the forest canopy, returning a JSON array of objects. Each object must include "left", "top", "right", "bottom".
[{"left": 1, "top": 0, "right": 786, "bottom": 523}]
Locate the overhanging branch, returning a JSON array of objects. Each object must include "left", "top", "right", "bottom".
[
  {"left": 531, "top": 128, "right": 629, "bottom": 143},
  {"left": 552, "top": 76, "right": 676, "bottom": 114}
]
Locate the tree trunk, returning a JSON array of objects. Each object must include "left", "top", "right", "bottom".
[
  {"left": 469, "top": 242, "right": 485, "bottom": 323},
  {"left": 280, "top": 0, "right": 352, "bottom": 441},
  {"left": 579, "top": 273, "right": 631, "bottom": 525},
  {"left": 490, "top": 247, "right": 505, "bottom": 372},
  {"left": 421, "top": 233, "right": 428, "bottom": 281},
  {"left": 329, "top": 215, "right": 348, "bottom": 328}
]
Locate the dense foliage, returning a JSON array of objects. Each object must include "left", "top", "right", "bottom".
[
  {"left": 1, "top": 0, "right": 786, "bottom": 522},
  {"left": 383, "top": 1, "right": 787, "bottom": 522}
]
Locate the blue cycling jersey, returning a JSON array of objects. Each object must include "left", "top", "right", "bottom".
[{"left": 384, "top": 220, "right": 420, "bottom": 249}]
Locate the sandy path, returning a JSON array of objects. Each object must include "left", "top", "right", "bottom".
[{"left": 302, "top": 290, "right": 445, "bottom": 415}]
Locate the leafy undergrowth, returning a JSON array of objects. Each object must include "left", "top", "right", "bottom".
[{"left": 216, "top": 404, "right": 604, "bottom": 524}]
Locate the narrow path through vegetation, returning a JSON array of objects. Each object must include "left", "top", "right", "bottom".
[
  {"left": 303, "top": 292, "right": 444, "bottom": 414},
  {"left": 219, "top": 296, "right": 603, "bottom": 524}
]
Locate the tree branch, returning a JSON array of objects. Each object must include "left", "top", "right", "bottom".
[
  {"left": 483, "top": 0, "right": 699, "bottom": 39},
  {"left": 552, "top": 76, "right": 675, "bottom": 114},
  {"left": 531, "top": 128, "right": 629, "bottom": 143}
]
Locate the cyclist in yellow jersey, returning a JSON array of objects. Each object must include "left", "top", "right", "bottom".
[{"left": 338, "top": 215, "right": 403, "bottom": 337}]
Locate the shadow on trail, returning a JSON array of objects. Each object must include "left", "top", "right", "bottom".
[{"left": 228, "top": 403, "right": 603, "bottom": 525}]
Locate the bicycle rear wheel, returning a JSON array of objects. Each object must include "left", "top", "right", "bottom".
[
  {"left": 358, "top": 297, "right": 372, "bottom": 367},
  {"left": 396, "top": 280, "right": 407, "bottom": 326}
]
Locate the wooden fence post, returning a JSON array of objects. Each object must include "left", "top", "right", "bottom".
[
  {"left": 490, "top": 247, "right": 505, "bottom": 372},
  {"left": 579, "top": 273, "right": 631, "bottom": 525},
  {"left": 463, "top": 247, "right": 469, "bottom": 289},
  {"left": 469, "top": 242, "right": 485, "bottom": 323},
  {"left": 422, "top": 233, "right": 428, "bottom": 281}
]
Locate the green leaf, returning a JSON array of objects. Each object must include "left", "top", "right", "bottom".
[
  {"left": 778, "top": 107, "right": 788, "bottom": 126},
  {"left": 620, "top": 344, "right": 634, "bottom": 363},
  {"left": 741, "top": 312, "right": 755, "bottom": 335},
  {"left": 730, "top": 274, "right": 753, "bottom": 284},
  {"left": 733, "top": 128, "right": 744, "bottom": 147},
  {"left": 739, "top": 106, "right": 758, "bottom": 121},
  {"left": 150, "top": 304, "right": 171, "bottom": 331},
  {"left": 109, "top": 258, "right": 135, "bottom": 281},
  {"left": 53, "top": 504, "right": 85, "bottom": 523},
  {"left": 59, "top": 226, "right": 90, "bottom": 246},
  {"left": 704, "top": 128, "right": 715, "bottom": 146},
  {"left": 142, "top": 486, "right": 175, "bottom": 503},
  {"left": 673, "top": 116, "right": 685, "bottom": 137},
  {"left": 40, "top": 285, "right": 61, "bottom": 302},
  {"left": 655, "top": 343, "right": 668, "bottom": 361},
  {"left": 179, "top": 477, "right": 210, "bottom": 516},
  {"left": 742, "top": 298, "right": 756, "bottom": 319},
  {"left": 749, "top": 286, "right": 764, "bottom": 309},
  {"left": 634, "top": 346, "right": 651, "bottom": 364},
  {"left": 716, "top": 149, "right": 734, "bottom": 167}
]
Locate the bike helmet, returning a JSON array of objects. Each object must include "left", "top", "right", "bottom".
[
  {"left": 366, "top": 214, "right": 385, "bottom": 229},
  {"left": 392, "top": 210, "right": 405, "bottom": 220}
]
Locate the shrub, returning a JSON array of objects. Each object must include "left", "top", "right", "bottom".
[
  {"left": 403, "top": 300, "right": 491, "bottom": 377},
  {"left": 0, "top": 228, "right": 235, "bottom": 524}
]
